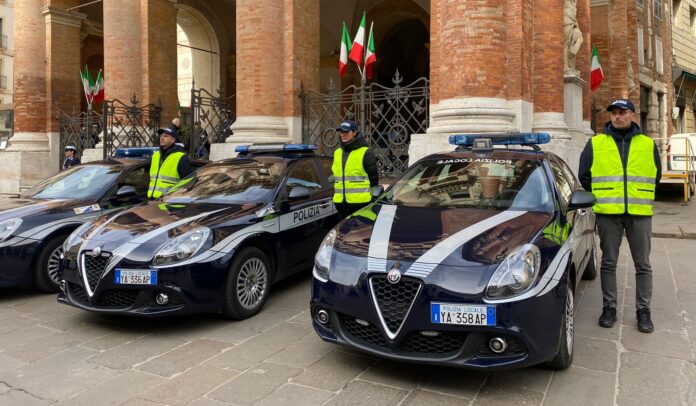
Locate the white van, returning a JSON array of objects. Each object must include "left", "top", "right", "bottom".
[{"left": 667, "top": 133, "right": 696, "bottom": 172}]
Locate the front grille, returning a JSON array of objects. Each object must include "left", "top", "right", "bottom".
[
  {"left": 370, "top": 275, "right": 421, "bottom": 336},
  {"left": 82, "top": 251, "right": 111, "bottom": 291},
  {"left": 401, "top": 331, "right": 467, "bottom": 354},
  {"left": 98, "top": 290, "right": 139, "bottom": 308},
  {"left": 68, "top": 283, "right": 90, "bottom": 305},
  {"left": 340, "top": 314, "right": 388, "bottom": 347}
]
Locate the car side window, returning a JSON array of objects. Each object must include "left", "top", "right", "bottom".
[
  {"left": 318, "top": 157, "right": 334, "bottom": 184},
  {"left": 549, "top": 161, "right": 573, "bottom": 207},
  {"left": 556, "top": 157, "right": 578, "bottom": 190},
  {"left": 286, "top": 159, "right": 322, "bottom": 195},
  {"left": 120, "top": 166, "right": 149, "bottom": 196}
]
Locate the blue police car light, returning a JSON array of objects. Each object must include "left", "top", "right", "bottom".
[
  {"left": 448, "top": 133, "right": 551, "bottom": 146},
  {"left": 235, "top": 144, "right": 318, "bottom": 153},
  {"left": 113, "top": 147, "right": 159, "bottom": 157}
]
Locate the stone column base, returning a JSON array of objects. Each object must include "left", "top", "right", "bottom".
[
  {"left": 210, "top": 116, "right": 294, "bottom": 161},
  {"left": 0, "top": 150, "right": 59, "bottom": 194},
  {"left": 427, "top": 97, "right": 517, "bottom": 134}
]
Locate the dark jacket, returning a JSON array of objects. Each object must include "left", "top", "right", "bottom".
[
  {"left": 157, "top": 143, "right": 193, "bottom": 179},
  {"left": 338, "top": 134, "right": 379, "bottom": 187},
  {"left": 62, "top": 157, "right": 81, "bottom": 170},
  {"left": 578, "top": 121, "right": 661, "bottom": 196}
]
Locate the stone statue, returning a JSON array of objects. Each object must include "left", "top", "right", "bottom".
[{"left": 564, "top": 0, "right": 583, "bottom": 74}]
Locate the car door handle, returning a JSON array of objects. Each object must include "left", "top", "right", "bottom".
[{"left": 319, "top": 202, "right": 331, "bottom": 209}]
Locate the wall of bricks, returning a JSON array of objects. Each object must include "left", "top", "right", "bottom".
[
  {"left": 505, "top": 0, "right": 533, "bottom": 101},
  {"left": 533, "top": 0, "right": 564, "bottom": 113},
  {"left": 141, "top": 0, "right": 177, "bottom": 118},
  {"left": 103, "top": 0, "right": 142, "bottom": 103},
  {"left": 577, "top": 0, "right": 591, "bottom": 122},
  {"left": 283, "top": 0, "right": 319, "bottom": 118},
  {"left": 610, "top": 0, "right": 629, "bottom": 99},
  {"left": 13, "top": 0, "right": 47, "bottom": 133},
  {"left": 591, "top": 4, "right": 611, "bottom": 127}
]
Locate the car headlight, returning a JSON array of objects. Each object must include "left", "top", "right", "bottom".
[
  {"left": 313, "top": 229, "right": 336, "bottom": 282},
  {"left": 63, "top": 221, "right": 95, "bottom": 251},
  {"left": 485, "top": 244, "right": 541, "bottom": 299},
  {"left": 0, "top": 218, "right": 22, "bottom": 243},
  {"left": 152, "top": 227, "right": 211, "bottom": 266}
]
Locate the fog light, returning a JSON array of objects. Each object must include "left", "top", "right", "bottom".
[
  {"left": 489, "top": 337, "right": 508, "bottom": 354},
  {"left": 316, "top": 309, "right": 330, "bottom": 325},
  {"left": 59, "top": 280, "right": 66, "bottom": 291},
  {"left": 155, "top": 292, "right": 169, "bottom": 305}
]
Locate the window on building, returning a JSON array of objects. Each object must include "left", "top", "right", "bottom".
[
  {"left": 690, "top": 6, "right": 696, "bottom": 36},
  {"left": 674, "top": 0, "right": 681, "bottom": 25},
  {"left": 655, "top": 0, "right": 663, "bottom": 20},
  {"left": 638, "top": 27, "right": 645, "bottom": 65},
  {"left": 640, "top": 86, "right": 650, "bottom": 131},
  {"left": 655, "top": 37, "right": 663, "bottom": 74}
]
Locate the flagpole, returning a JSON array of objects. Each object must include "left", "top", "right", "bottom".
[{"left": 362, "top": 21, "right": 373, "bottom": 84}]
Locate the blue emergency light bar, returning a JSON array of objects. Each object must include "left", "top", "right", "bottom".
[
  {"left": 113, "top": 147, "right": 159, "bottom": 158},
  {"left": 235, "top": 144, "right": 318, "bottom": 153},
  {"left": 448, "top": 133, "right": 551, "bottom": 146}
]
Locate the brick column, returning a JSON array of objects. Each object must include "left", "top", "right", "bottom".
[
  {"left": 426, "top": 0, "right": 515, "bottom": 134},
  {"left": 577, "top": 0, "right": 592, "bottom": 127},
  {"left": 103, "top": 1, "right": 141, "bottom": 103},
  {"left": 230, "top": 0, "right": 289, "bottom": 143},
  {"left": 532, "top": 0, "right": 568, "bottom": 138},
  {"left": 609, "top": 0, "right": 629, "bottom": 99}
]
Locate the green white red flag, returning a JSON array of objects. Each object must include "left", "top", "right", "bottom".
[
  {"left": 590, "top": 46, "right": 605, "bottom": 92},
  {"left": 92, "top": 70, "right": 104, "bottom": 105},
  {"left": 364, "top": 22, "right": 376, "bottom": 80},
  {"left": 80, "top": 65, "right": 94, "bottom": 107},
  {"left": 348, "top": 13, "right": 366, "bottom": 66},
  {"left": 339, "top": 22, "right": 351, "bottom": 77}
]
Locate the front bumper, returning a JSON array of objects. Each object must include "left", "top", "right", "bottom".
[
  {"left": 58, "top": 253, "right": 230, "bottom": 316},
  {"left": 310, "top": 272, "right": 567, "bottom": 370}
]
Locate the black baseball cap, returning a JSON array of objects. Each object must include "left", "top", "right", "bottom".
[
  {"left": 336, "top": 120, "right": 358, "bottom": 132},
  {"left": 607, "top": 99, "right": 636, "bottom": 112}
]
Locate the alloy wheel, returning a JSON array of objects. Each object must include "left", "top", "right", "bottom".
[
  {"left": 47, "top": 245, "right": 64, "bottom": 284},
  {"left": 236, "top": 257, "right": 268, "bottom": 310},
  {"left": 565, "top": 288, "right": 575, "bottom": 355}
]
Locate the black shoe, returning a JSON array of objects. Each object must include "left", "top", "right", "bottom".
[
  {"left": 637, "top": 308, "right": 654, "bottom": 333},
  {"left": 598, "top": 307, "right": 617, "bottom": 328}
]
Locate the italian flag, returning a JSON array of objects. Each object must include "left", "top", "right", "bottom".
[
  {"left": 92, "top": 70, "right": 104, "bottom": 105},
  {"left": 80, "top": 65, "right": 94, "bottom": 107},
  {"left": 590, "top": 46, "right": 605, "bottom": 92},
  {"left": 349, "top": 13, "right": 366, "bottom": 66},
  {"left": 339, "top": 22, "right": 351, "bottom": 77},
  {"left": 364, "top": 22, "right": 376, "bottom": 80}
]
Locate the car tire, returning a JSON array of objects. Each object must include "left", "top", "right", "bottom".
[
  {"left": 222, "top": 247, "right": 271, "bottom": 320},
  {"left": 546, "top": 280, "right": 574, "bottom": 370},
  {"left": 582, "top": 235, "right": 598, "bottom": 280},
  {"left": 33, "top": 235, "right": 66, "bottom": 293}
]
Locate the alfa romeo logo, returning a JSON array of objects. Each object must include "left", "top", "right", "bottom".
[
  {"left": 387, "top": 262, "right": 402, "bottom": 284},
  {"left": 91, "top": 246, "right": 101, "bottom": 257}
]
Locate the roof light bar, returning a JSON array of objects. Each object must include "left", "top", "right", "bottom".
[
  {"left": 113, "top": 147, "right": 160, "bottom": 157},
  {"left": 234, "top": 144, "right": 318, "bottom": 153},
  {"left": 448, "top": 133, "right": 551, "bottom": 146}
]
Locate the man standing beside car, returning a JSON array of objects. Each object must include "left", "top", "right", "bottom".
[
  {"left": 148, "top": 126, "right": 193, "bottom": 199},
  {"left": 332, "top": 120, "right": 379, "bottom": 219},
  {"left": 578, "top": 98, "right": 661, "bottom": 333}
]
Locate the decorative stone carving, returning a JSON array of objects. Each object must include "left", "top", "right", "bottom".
[{"left": 564, "top": 0, "right": 583, "bottom": 74}]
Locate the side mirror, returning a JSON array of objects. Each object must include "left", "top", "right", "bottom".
[
  {"left": 288, "top": 186, "right": 311, "bottom": 201},
  {"left": 115, "top": 185, "right": 138, "bottom": 198},
  {"left": 371, "top": 185, "right": 384, "bottom": 199},
  {"left": 567, "top": 190, "right": 595, "bottom": 210}
]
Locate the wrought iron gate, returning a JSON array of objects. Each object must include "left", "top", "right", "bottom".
[
  {"left": 301, "top": 70, "right": 429, "bottom": 177},
  {"left": 190, "top": 86, "right": 235, "bottom": 159},
  {"left": 58, "top": 109, "right": 104, "bottom": 169},
  {"left": 103, "top": 95, "right": 161, "bottom": 158}
]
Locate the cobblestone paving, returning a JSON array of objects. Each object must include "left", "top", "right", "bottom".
[{"left": 0, "top": 238, "right": 695, "bottom": 405}]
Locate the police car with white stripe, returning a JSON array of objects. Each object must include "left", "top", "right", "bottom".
[
  {"left": 311, "top": 134, "right": 598, "bottom": 370},
  {"left": 59, "top": 144, "right": 339, "bottom": 319},
  {"left": 0, "top": 148, "right": 204, "bottom": 292}
]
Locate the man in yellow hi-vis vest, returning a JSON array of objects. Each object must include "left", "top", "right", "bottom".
[
  {"left": 332, "top": 120, "right": 379, "bottom": 219},
  {"left": 147, "top": 126, "right": 193, "bottom": 199},
  {"left": 579, "top": 99, "right": 661, "bottom": 334}
]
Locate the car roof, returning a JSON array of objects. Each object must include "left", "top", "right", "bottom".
[
  {"left": 420, "top": 147, "right": 549, "bottom": 162},
  {"left": 216, "top": 152, "right": 324, "bottom": 165}
]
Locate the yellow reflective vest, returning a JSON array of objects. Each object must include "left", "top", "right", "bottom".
[
  {"left": 332, "top": 147, "right": 371, "bottom": 204},
  {"left": 590, "top": 133, "right": 657, "bottom": 216},
  {"left": 148, "top": 150, "right": 185, "bottom": 198}
]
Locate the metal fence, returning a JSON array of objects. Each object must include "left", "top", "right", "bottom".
[
  {"left": 189, "top": 85, "right": 235, "bottom": 159},
  {"left": 301, "top": 70, "right": 429, "bottom": 177},
  {"left": 58, "top": 109, "right": 103, "bottom": 169}
]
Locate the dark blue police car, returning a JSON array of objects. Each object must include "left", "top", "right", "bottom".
[
  {"left": 58, "top": 144, "right": 339, "bottom": 319},
  {"left": 311, "top": 134, "right": 597, "bottom": 370},
  {"left": 0, "top": 148, "right": 206, "bottom": 292}
]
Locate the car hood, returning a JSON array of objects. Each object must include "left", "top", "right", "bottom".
[
  {"left": 0, "top": 198, "right": 92, "bottom": 222},
  {"left": 334, "top": 203, "right": 552, "bottom": 268}
]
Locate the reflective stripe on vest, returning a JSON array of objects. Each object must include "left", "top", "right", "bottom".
[
  {"left": 590, "top": 133, "right": 657, "bottom": 215},
  {"left": 148, "top": 150, "right": 185, "bottom": 198},
  {"left": 332, "top": 147, "right": 371, "bottom": 204}
]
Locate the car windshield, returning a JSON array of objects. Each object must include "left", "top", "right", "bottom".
[
  {"left": 381, "top": 157, "right": 554, "bottom": 212},
  {"left": 163, "top": 158, "right": 286, "bottom": 204},
  {"left": 21, "top": 164, "right": 123, "bottom": 200}
]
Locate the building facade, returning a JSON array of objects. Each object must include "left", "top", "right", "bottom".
[
  {"left": 0, "top": 0, "right": 14, "bottom": 141},
  {"left": 672, "top": 0, "right": 696, "bottom": 133},
  {"left": 0, "top": 0, "right": 663, "bottom": 193}
]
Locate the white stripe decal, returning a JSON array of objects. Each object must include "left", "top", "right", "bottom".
[
  {"left": 367, "top": 205, "right": 397, "bottom": 272},
  {"left": 403, "top": 210, "right": 527, "bottom": 278}
]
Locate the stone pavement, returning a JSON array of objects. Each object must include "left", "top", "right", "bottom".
[
  {"left": 653, "top": 187, "right": 696, "bottom": 239},
  {"left": 0, "top": 238, "right": 695, "bottom": 406}
]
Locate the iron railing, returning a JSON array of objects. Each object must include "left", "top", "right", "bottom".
[
  {"left": 103, "top": 95, "right": 161, "bottom": 158},
  {"left": 189, "top": 84, "right": 235, "bottom": 159},
  {"left": 301, "top": 70, "right": 429, "bottom": 177},
  {"left": 58, "top": 109, "right": 103, "bottom": 169}
]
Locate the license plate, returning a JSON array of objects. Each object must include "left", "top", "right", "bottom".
[
  {"left": 431, "top": 303, "right": 496, "bottom": 326},
  {"left": 115, "top": 269, "right": 157, "bottom": 285}
]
